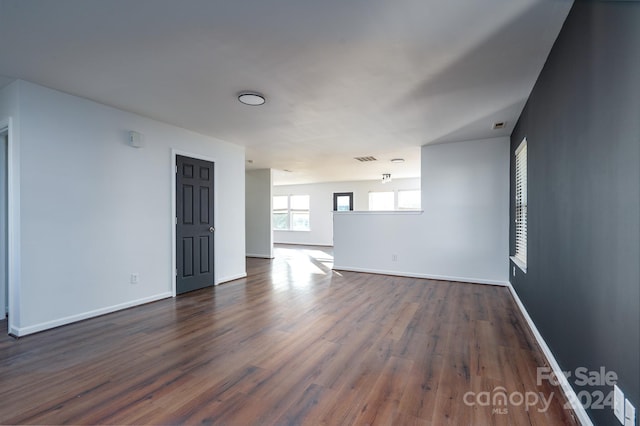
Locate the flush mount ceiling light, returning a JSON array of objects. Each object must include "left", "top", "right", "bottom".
[
  {"left": 238, "top": 92, "right": 266, "bottom": 106},
  {"left": 390, "top": 158, "right": 405, "bottom": 163}
]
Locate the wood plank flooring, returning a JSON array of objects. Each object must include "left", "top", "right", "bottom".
[{"left": 0, "top": 245, "right": 578, "bottom": 425}]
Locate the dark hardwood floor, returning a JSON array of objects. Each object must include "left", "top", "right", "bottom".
[{"left": 0, "top": 245, "right": 578, "bottom": 425}]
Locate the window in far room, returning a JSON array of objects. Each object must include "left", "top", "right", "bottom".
[
  {"left": 369, "top": 190, "right": 421, "bottom": 211},
  {"left": 272, "top": 195, "right": 289, "bottom": 230},
  {"left": 290, "top": 195, "right": 310, "bottom": 231},
  {"left": 398, "top": 189, "right": 421, "bottom": 210},
  {"left": 333, "top": 192, "right": 354, "bottom": 211},
  {"left": 514, "top": 138, "right": 527, "bottom": 269},
  {"left": 368, "top": 191, "right": 395, "bottom": 211},
  {"left": 273, "top": 195, "right": 310, "bottom": 231}
]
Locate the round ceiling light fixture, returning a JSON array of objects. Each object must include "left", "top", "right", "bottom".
[
  {"left": 390, "top": 158, "right": 405, "bottom": 163},
  {"left": 238, "top": 92, "right": 266, "bottom": 106}
]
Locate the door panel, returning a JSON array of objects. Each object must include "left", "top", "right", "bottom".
[
  {"left": 183, "top": 185, "right": 194, "bottom": 224},
  {"left": 199, "top": 236, "right": 210, "bottom": 273},
  {"left": 200, "top": 186, "right": 209, "bottom": 223},
  {"left": 176, "top": 155, "right": 215, "bottom": 294}
]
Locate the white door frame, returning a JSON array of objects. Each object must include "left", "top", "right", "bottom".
[
  {"left": 0, "top": 126, "right": 6, "bottom": 320},
  {"left": 0, "top": 117, "right": 20, "bottom": 336}
]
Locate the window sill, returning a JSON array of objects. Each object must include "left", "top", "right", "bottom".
[
  {"left": 333, "top": 210, "right": 423, "bottom": 215},
  {"left": 510, "top": 256, "right": 527, "bottom": 273}
]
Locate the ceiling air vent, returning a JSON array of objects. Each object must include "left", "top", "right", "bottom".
[
  {"left": 493, "top": 121, "right": 506, "bottom": 130},
  {"left": 354, "top": 156, "right": 377, "bottom": 162}
]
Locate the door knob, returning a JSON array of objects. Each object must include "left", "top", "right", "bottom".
[{"left": 209, "top": 226, "right": 215, "bottom": 233}]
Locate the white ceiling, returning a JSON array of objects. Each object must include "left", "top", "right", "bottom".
[{"left": 0, "top": 0, "right": 572, "bottom": 185}]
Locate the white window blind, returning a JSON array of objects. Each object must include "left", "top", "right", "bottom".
[
  {"left": 289, "top": 195, "right": 310, "bottom": 231},
  {"left": 272, "top": 196, "right": 290, "bottom": 230},
  {"left": 515, "top": 139, "right": 527, "bottom": 266}
]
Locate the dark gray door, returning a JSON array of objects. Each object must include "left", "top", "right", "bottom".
[{"left": 176, "top": 155, "right": 215, "bottom": 294}]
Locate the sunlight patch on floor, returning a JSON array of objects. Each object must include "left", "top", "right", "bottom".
[{"left": 269, "top": 246, "right": 335, "bottom": 289}]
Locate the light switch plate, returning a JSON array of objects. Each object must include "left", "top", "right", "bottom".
[
  {"left": 614, "top": 385, "right": 625, "bottom": 424},
  {"left": 625, "top": 399, "right": 636, "bottom": 426}
]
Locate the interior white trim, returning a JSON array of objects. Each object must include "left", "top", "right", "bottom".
[
  {"left": 0, "top": 122, "right": 7, "bottom": 321},
  {"left": 246, "top": 254, "right": 274, "bottom": 259},
  {"left": 11, "top": 292, "right": 172, "bottom": 337},
  {"left": 170, "top": 149, "right": 219, "bottom": 296},
  {"left": 510, "top": 256, "right": 527, "bottom": 273},
  {"left": 507, "top": 282, "right": 593, "bottom": 426},
  {"left": 275, "top": 241, "right": 334, "bottom": 247},
  {"left": 217, "top": 272, "right": 247, "bottom": 284},
  {"left": 332, "top": 210, "right": 424, "bottom": 215},
  {"left": 332, "top": 265, "right": 509, "bottom": 287},
  {"left": 0, "top": 117, "right": 19, "bottom": 336}
]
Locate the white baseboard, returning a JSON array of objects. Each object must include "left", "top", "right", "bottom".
[
  {"left": 216, "top": 272, "right": 247, "bottom": 285},
  {"left": 9, "top": 324, "right": 19, "bottom": 336},
  {"left": 507, "top": 282, "right": 593, "bottom": 426},
  {"left": 274, "top": 242, "right": 333, "bottom": 247},
  {"left": 246, "top": 253, "right": 274, "bottom": 259},
  {"left": 332, "top": 265, "right": 509, "bottom": 287},
  {"left": 11, "top": 292, "right": 173, "bottom": 337}
]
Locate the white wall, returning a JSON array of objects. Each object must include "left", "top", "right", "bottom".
[
  {"left": 6, "top": 80, "right": 246, "bottom": 336},
  {"left": 333, "top": 138, "right": 509, "bottom": 285},
  {"left": 245, "top": 169, "right": 273, "bottom": 258},
  {"left": 274, "top": 178, "right": 420, "bottom": 246}
]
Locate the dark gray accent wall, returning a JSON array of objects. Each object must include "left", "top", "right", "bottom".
[{"left": 510, "top": 2, "right": 639, "bottom": 425}]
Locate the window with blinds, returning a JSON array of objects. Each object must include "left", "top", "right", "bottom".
[
  {"left": 272, "top": 195, "right": 310, "bottom": 231},
  {"left": 368, "top": 191, "right": 395, "bottom": 211},
  {"left": 514, "top": 139, "right": 527, "bottom": 267}
]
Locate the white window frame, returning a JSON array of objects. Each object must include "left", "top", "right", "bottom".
[
  {"left": 272, "top": 195, "right": 310, "bottom": 231},
  {"left": 512, "top": 138, "right": 527, "bottom": 272},
  {"left": 272, "top": 195, "right": 290, "bottom": 231},
  {"left": 368, "top": 191, "right": 395, "bottom": 211},
  {"left": 397, "top": 189, "right": 421, "bottom": 210},
  {"left": 368, "top": 189, "right": 421, "bottom": 211}
]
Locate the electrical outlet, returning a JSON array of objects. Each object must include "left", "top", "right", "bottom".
[
  {"left": 625, "top": 399, "right": 636, "bottom": 426},
  {"left": 614, "top": 385, "right": 625, "bottom": 424},
  {"left": 130, "top": 273, "right": 139, "bottom": 284}
]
